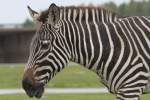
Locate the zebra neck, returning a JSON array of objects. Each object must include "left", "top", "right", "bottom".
[
  {"left": 60, "top": 18, "right": 111, "bottom": 72},
  {"left": 58, "top": 6, "right": 120, "bottom": 71}
]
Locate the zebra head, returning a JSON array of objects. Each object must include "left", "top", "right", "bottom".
[{"left": 22, "top": 3, "right": 70, "bottom": 98}]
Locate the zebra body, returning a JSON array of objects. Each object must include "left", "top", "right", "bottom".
[
  {"left": 23, "top": 4, "right": 150, "bottom": 100},
  {"left": 60, "top": 14, "right": 150, "bottom": 98}
]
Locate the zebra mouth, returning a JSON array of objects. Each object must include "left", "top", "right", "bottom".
[
  {"left": 22, "top": 79, "right": 45, "bottom": 98},
  {"left": 28, "top": 85, "right": 44, "bottom": 98}
]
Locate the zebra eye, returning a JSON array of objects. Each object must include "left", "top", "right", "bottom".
[
  {"left": 42, "top": 40, "right": 49, "bottom": 44},
  {"left": 41, "top": 40, "right": 50, "bottom": 50}
]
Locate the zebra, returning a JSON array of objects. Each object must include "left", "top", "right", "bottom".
[{"left": 22, "top": 3, "right": 150, "bottom": 99}]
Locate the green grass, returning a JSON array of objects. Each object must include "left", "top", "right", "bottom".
[
  {"left": 0, "top": 64, "right": 24, "bottom": 88},
  {"left": 0, "top": 94, "right": 115, "bottom": 100},
  {"left": 0, "top": 63, "right": 102, "bottom": 88},
  {"left": 48, "top": 64, "right": 102, "bottom": 88},
  {"left": 0, "top": 93, "right": 150, "bottom": 100},
  {"left": 0, "top": 64, "right": 150, "bottom": 99}
]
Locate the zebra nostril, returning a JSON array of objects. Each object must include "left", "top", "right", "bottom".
[
  {"left": 22, "top": 78, "right": 33, "bottom": 92},
  {"left": 23, "top": 77, "right": 33, "bottom": 87}
]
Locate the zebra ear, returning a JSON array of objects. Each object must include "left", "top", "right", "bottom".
[
  {"left": 27, "top": 6, "right": 40, "bottom": 22},
  {"left": 48, "top": 3, "right": 60, "bottom": 26}
]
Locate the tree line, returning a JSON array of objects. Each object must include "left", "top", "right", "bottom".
[
  {"left": 103, "top": 0, "right": 150, "bottom": 16},
  {"left": 23, "top": 0, "right": 150, "bottom": 27}
]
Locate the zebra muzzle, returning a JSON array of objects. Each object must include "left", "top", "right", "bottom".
[
  {"left": 22, "top": 67, "right": 45, "bottom": 98},
  {"left": 22, "top": 77, "right": 44, "bottom": 98}
]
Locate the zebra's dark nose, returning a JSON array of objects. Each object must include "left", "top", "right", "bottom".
[
  {"left": 22, "top": 77, "right": 35, "bottom": 97},
  {"left": 22, "top": 76, "right": 44, "bottom": 98}
]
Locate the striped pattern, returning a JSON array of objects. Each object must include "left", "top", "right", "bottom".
[
  {"left": 38, "top": 6, "right": 122, "bottom": 23},
  {"left": 25, "top": 5, "right": 150, "bottom": 100}
]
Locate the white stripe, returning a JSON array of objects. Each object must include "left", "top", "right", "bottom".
[
  {"left": 108, "top": 22, "right": 125, "bottom": 91},
  {"left": 34, "top": 66, "right": 53, "bottom": 75},
  {"left": 115, "top": 63, "right": 143, "bottom": 90},
  {"left": 142, "top": 16, "right": 150, "bottom": 24},
  {"left": 116, "top": 94, "right": 124, "bottom": 99},
  {"left": 54, "top": 33, "right": 69, "bottom": 64},
  {"left": 125, "top": 19, "right": 150, "bottom": 71},
  {"left": 120, "top": 87, "right": 143, "bottom": 92},
  {"left": 73, "top": 9, "right": 83, "bottom": 64},
  {"left": 136, "top": 16, "right": 150, "bottom": 32},
  {"left": 132, "top": 17, "right": 150, "bottom": 57},
  {"left": 38, "top": 79, "right": 46, "bottom": 84},
  {"left": 119, "top": 92, "right": 141, "bottom": 96},
  {"left": 111, "top": 21, "right": 133, "bottom": 92},
  {"left": 131, "top": 56, "right": 139, "bottom": 65},
  {"left": 91, "top": 9, "right": 103, "bottom": 70},
  {"left": 85, "top": 9, "right": 94, "bottom": 67},
  {"left": 123, "top": 80, "right": 148, "bottom": 88},
  {"left": 49, "top": 52, "right": 63, "bottom": 69},
  {"left": 127, "top": 18, "right": 150, "bottom": 59},
  {"left": 96, "top": 9, "right": 100, "bottom": 23},
  {"left": 67, "top": 9, "right": 75, "bottom": 59},
  {"left": 61, "top": 9, "right": 71, "bottom": 56},
  {"left": 103, "top": 23, "right": 114, "bottom": 82},
  {"left": 58, "top": 23, "right": 70, "bottom": 59},
  {"left": 124, "top": 71, "right": 148, "bottom": 85},
  {"left": 36, "top": 55, "right": 58, "bottom": 71},
  {"left": 79, "top": 9, "right": 89, "bottom": 66},
  {"left": 101, "top": 10, "right": 105, "bottom": 23},
  {"left": 51, "top": 48, "right": 66, "bottom": 68},
  {"left": 109, "top": 11, "right": 113, "bottom": 22},
  {"left": 68, "top": 9, "right": 78, "bottom": 61},
  {"left": 63, "top": 8, "right": 74, "bottom": 59},
  {"left": 35, "top": 72, "right": 49, "bottom": 80}
]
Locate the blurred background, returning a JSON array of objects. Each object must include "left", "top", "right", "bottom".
[{"left": 0, "top": 0, "right": 150, "bottom": 100}]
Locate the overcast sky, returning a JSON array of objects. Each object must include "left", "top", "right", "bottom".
[{"left": 0, "top": 0, "right": 130, "bottom": 24}]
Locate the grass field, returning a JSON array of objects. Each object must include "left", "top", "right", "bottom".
[
  {"left": 0, "top": 93, "right": 150, "bottom": 100},
  {"left": 0, "top": 94, "right": 115, "bottom": 100},
  {"left": 0, "top": 64, "right": 150, "bottom": 100},
  {"left": 0, "top": 63, "right": 102, "bottom": 88}
]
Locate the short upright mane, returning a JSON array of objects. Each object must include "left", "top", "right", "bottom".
[{"left": 38, "top": 5, "right": 121, "bottom": 23}]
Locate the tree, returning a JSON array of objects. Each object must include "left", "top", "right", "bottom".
[
  {"left": 22, "top": 18, "right": 35, "bottom": 28},
  {"left": 103, "top": 0, "right": 150, "bottom": 16},
  {"left": 103, "top": 2, "right": 118, "bottom": 12},
  {"left": 118, "top": 3, "right": 127, "bottom": 15}
]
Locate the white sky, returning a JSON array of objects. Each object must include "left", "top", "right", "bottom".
[{"left": 0, "top": 0, "right": 130, "bottom": 24}]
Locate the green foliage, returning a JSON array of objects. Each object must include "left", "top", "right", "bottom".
[
  {"left": 22, "top": 19, "right": 35, "bottom": 28},
  {"left": 103, "top": 1, "right": 118, "bottom": 12},
  {"left": 103, "top": 0, "right": 150, "bottom": 16}
]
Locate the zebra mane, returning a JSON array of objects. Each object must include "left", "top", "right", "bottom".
[{"left": 38, "top": 5, "right": 122, "bottom": 23}]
